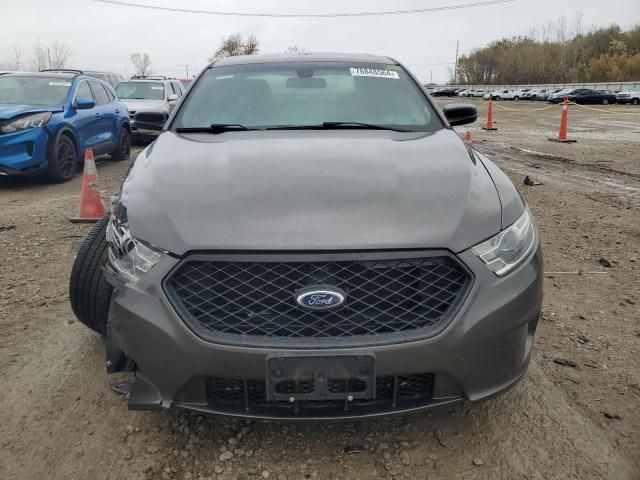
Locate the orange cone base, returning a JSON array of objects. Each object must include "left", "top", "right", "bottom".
[
  {"left": 69, "top": 216, "right": 103, "bottom": 224},
  {"left": 548, "top": 137, "right": 577, "bottom": 143},
  {"left": 482, "top": 127, "right": 498, "bottom": 131}
]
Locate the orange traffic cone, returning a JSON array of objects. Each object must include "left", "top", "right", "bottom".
[
  {"left": 482, "top": 98, "right": 498, "bottom": 131},
  {"left": 464, "top": 130, "right": 471, "bottom": 143},
  {"left": 70, "top": 148, "right": 106, "bottom": 223},
  {"left": 548, "top": 97, "right": 577, "bottom": 143}
]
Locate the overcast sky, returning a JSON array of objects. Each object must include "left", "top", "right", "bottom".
[{"left": 2, "top": 0, "right": 639, "bottom": 83}]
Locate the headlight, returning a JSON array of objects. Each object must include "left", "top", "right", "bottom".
[
  {"left": 0, "top": 112, "right": 52, "bottom": 134},
  {"left": 472, "top": 209, "right": 537, "bottom": 276},
  {"left": 106, "top": 203, "right": 165, "bottom": 282}
]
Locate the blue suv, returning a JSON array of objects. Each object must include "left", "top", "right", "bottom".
[{"left": 0, "top": 71, "right": 130, "bottom": 182}]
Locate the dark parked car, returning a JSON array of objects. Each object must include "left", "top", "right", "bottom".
[
  {"left": 70, "top": 53, "right": 542, "bottom": 419},
  {"left": 430, "top": 87, "right": 459, "bottom": 97},
  {"left": 548, "top": 88, "right": 616, "bottom": 104}
]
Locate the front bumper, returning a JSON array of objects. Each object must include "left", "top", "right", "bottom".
[
  {"left": 0, "top": 127, "right": 49, "bottom": 175},
  {"left": 105, "top": 243, "right": 543, "bottom": 419}
]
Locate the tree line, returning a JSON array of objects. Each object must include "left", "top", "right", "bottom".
[
  {"left": 0, "top": 40, "right": 72, "bottom": 71},
  {"left": 455, "top": 21, "right": 640, "bottom": 85}
]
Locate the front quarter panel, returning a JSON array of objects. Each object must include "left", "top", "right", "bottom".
[{"left": 475, "top": 150, "right": 525, "bottom": 228}]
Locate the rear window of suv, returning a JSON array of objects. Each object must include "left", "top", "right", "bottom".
[{"left": 173, "top": 61, "right": 441, "bottom": 132}]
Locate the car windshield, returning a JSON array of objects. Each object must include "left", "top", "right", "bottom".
[
  {"left": 173, "top": 61, "right": 440, "bottom": 132},
  {"left": 115, "top": 81, "right": 165, "bottom": 100},
  {"left": 0, "top": 75, "right": 71, "bottom": 105}
]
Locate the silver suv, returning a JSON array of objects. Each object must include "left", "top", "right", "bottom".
[{"left": 114, "top": 76, "right": 185, "bottom": 136}]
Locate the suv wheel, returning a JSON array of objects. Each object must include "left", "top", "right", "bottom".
[
  {"left": 602, "top": 98, "right": 610, "bottom": 105},
  {"left": 69, "top": 214, "right": 113, "bottom": 335},
  {"left": 111, "top": 127, "right": 131, "bottom": 162},
  {"left": 632, "top": 98, "right": 639, "bottom": 105},
  {"left": 513, "top": 96, "right": 520, "bottom": 101},
  {"left": 47, "top": 134, "right": 78, "bottom": 182},
  {"left": 494, "top": 96, "right": 501, "bottom": 101}
]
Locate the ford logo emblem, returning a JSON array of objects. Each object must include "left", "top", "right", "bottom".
[{"left": 295, "top": 286, "right": 346, "bottom": 311}]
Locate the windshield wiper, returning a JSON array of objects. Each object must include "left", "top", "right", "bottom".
[
  {"left": 321, "top": 122, "right": 410, "bottom": 132},
  {"left": 264, "top": 122, "right": 411, "bottom": 132},
  {"left": 175, "top": 124, "right": 252, "bottom": 134}
]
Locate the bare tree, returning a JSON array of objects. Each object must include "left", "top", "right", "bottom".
[
  {"left": 286, "top": 45, "right": 307, "bottom": 54},
  {"left": 11, "top": 46, "right": 23, "bottom": 70},
  {"left": 31, "top": 40, "right": 48, "bottom": 71},
  {"left": 210, "top": 34, "right": 260, "bottom": 60},
  {"left": 49, "top": 41, "right": 72, "bottom": 69},
  {"left": 130, "top": 52, "right": 152, "bottom": 76}
]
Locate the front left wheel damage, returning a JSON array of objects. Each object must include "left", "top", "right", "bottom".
[{"left": 69, "top": 214, "right": 133, "bottom": 377}]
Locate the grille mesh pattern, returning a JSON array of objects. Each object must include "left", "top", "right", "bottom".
[
  {"left": 165, "top": 256, "right": 470, "bottom": 340},
  {"left": 205, "top": 373, "right": 435, "bottom": 417}
]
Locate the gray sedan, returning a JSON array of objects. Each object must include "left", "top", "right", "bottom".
[{"left": 70, "top": 53, "right": 542, "bottom": 419}]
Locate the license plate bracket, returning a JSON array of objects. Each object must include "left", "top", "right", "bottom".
[{"left": 266, "top": 355, "right": 375, "bottom": 402}]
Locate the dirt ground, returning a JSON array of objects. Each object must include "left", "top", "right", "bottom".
[{"left": 1, "top": 101, "right": 639, "bottom": 480}]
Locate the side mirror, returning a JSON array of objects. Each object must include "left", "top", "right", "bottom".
[
  {"left": 75, "top": 98, "right": 95, "bottom": 110},
  {"left": 442, "top": 103, "right": 477, "bottom": 126},
  {"left": 168, "top": 94, "right": 179, "bottom": 102}
]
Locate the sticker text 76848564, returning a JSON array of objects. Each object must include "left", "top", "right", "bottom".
[{"left": 349, "top": 67, "right": 399, "bottom": 79}]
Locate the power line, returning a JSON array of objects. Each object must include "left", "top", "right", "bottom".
[{"left": 91, "top": 0, "right": 515, "bottom": 18}]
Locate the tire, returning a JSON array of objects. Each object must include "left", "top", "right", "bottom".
[
  {"left": 632, "top": 98, "right": 639, "bottom": 106},
  {"left": 47, "top": 134, "right": 78, "bottom": 183},
  {"left": 494, "top": 96, "right": 501, "bottom": 101},
  {"left": 111, "top": 126, "right": 131, "bottom": 162},
  {"left": 513, "top": 96, "right": 520, "bottom": 101},
  {"left": 602, "top": 98, "right": 610, "bottom": 105},
  {"left": 69, "top": 214, "right": 113, "bottom": 336}
]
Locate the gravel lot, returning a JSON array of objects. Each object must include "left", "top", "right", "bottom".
[{"left": 1, "top": 101, "right": 639, "bottom": 479}]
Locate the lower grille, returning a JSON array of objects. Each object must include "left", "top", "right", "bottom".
[
  {"left": 205, "top": 373, "right": 435, "bottom": 418},
  {"left": 164, "top": 253, "right": 472, "bottom": 344}
]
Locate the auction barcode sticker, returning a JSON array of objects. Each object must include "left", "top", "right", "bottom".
[
  {"left": 49, "top": 81, "right": 71, "bottom": 87},
  {"left": 151, "top": 86, "right": 164, "bottom": 90},
  {"left": 350, "top": 67, "right": 399, "bottom": 79}
]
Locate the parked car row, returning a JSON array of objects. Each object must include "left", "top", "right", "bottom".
[
  {"left": 0, "top": 69, "right": 188, "bottom": 182},
  {"left": 426, "top": 83, "right": 640, "bottom": 105}
]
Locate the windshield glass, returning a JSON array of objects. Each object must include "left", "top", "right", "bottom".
[
  {"left": 115, "top": 81, "right": 165, "bottom": 100},
  {"left": 0, "top": 76, "right": 71, "bottom": 105},
  {"left": 173, "top": 61, "right": 440, "bottom": 131}
]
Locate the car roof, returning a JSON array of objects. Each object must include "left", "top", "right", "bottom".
[
  {"left": 3, "top": 71, "right": 78, "bottom": 79},
  {"left": 122, "top": 78, "right": 169, "bottom": 83},
  {"left": 212, "top": 52, "right": 396, "bottom": 67}
]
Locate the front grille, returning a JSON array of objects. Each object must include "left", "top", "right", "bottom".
[
  {"left": 164, "top": 254, "right": 471, "bottom": 344},
  {"left": 205, "top": 372, "right": 434, "bottom": 418}
]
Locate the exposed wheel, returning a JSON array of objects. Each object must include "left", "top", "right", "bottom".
[
  {"left": 631, "top": 98, "right": 639, "bottom": 105},
  {"left": 513, "top": 96, "right": 520, "bottom": 101},
  {"left": 47, "top": 134, "right": 78, "bottom": 182},
  {"left": 69, "top": 214, "right": 113, "bottom": 336},
  {"left": 111, "top": 127, "right": 131, "bottom": 162},
  {"left": 602, "top": 98, "right": 609, "bottom": 105},
  {"left": 494, "top": 96, "right": 501, "bottom": 101}
]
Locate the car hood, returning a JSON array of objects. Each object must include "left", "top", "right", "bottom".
[
  {"left": 121, "top": 99, "right": 167, "bottom": 112},
  {"left": 121, "top": 129, "right": 502, "bottom": 255},
  {"left": 0, "top": 104, "right": 63, "bottom": 120}
]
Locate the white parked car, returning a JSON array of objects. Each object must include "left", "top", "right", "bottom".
[
  {"left": 616, "top": 90, "right": 640, "bottom": 105},
  {"left": 471, "top": 89, "right": 486, "bottom": 97},
  {"left": 484, "top": 89, "right": 519, "bottom": 100}
]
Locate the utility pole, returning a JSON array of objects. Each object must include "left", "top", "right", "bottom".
[
  {"left": 453, "top": 40, "right": 459, "bottom": 85},
  {"left": 430, "top": 69, "right": 433, "bottom": 84},
  {"left": 47, "top": 47, "right": 52, "bottom": 69},
  {"left": 179, "top": 64, "right": 190, "bottom": 77}
]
